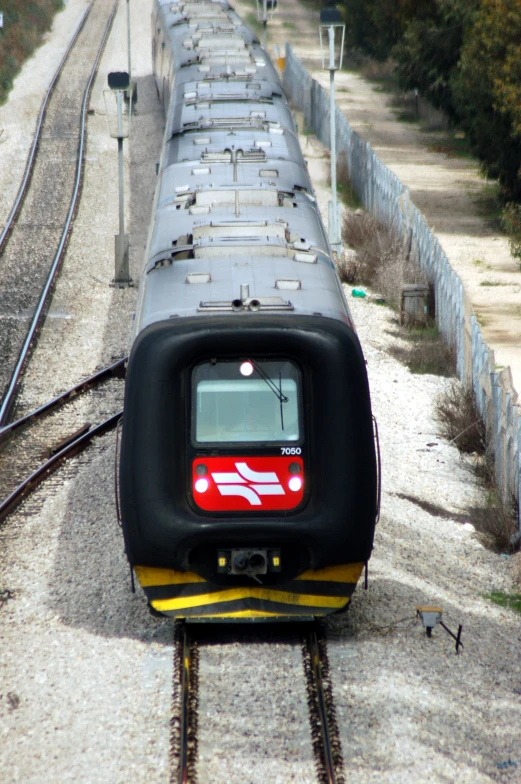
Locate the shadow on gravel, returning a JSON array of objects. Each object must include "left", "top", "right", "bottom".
[
  {"left": 325, "top": 574, "right": 521, "bottom": 780},
  {"left": 47, "top": 74, "right": 168, "bottom": 643}
]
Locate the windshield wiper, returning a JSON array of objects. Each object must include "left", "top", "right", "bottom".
[{"left": 250, "top": 360, "right": 288, "bottom": 431}]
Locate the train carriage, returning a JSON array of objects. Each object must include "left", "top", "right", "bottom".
[{"left": 119, "top": 0, "right": 379, "bottom": 620}]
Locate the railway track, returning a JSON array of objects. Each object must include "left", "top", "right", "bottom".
[
  {"left": 0, "top": 358, "right": 125, "bottom": 523},
  {"left": 172, "top": 622, "right": 345, "bottom": 784},
  {"left": 0, "top": 0, "right": 118, "bottom": 425}
]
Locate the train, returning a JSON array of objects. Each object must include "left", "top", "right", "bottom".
[{"left": 118, "top": 0, "right": 379, "bottom": 621}]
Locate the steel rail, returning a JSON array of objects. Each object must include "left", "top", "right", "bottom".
[
  {"left": 0, "top": 1, "right": 93, "bottom": 250},
  {"left": 0, "top": 357, "right": 126, "bottom": 446},
  {"left": 179, "top": 622, "right": 192, "bottom": 784},
  {"left": 0, "top": 0, "right": 119, "bottom": 427},
  {"left": 307, "top": 628, "right": 338, "bottom": 784},
  {"left": 0, "top": 410, "right": 122, "bottom": 523}
]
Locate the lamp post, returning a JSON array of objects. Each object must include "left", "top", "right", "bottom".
[
  {"left": 126, "top": 0, "right": 132, "bottom": 98},
  {"left": 107, "top": 71, "right": 131, "bottom": 287},
  {"left": 319, "top": 9, "right": 345, "bottom": 257},
  {"left": 256, "top": 0, "right": 278, "bottom": 50}
]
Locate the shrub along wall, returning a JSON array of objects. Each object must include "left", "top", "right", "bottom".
[{"left": 284, "top": 45, "right": 521, "bottom": 540}]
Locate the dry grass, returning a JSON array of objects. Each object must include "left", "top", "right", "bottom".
[
  {"left": 338, "top": 171, "right": 518, "bottom": 553},
  {"left": 511, "top": 553, "right": 521, "bottom": 589},
  {"left": 388, "top": 323, "right": 456, "bottom": 377},
  {"left": 0, "top": 1, "right": 63, "bottom": 106},
  {"left": 471, "top": 493, "right": 518, "bottom": 554},
  {"left": 341, "top": 208, "right": 456, "bottom": 376},
  {"left": 434, "top": 381, "right": 519, "bottom": 552},
  {"left": 336, "top": 251, "right": 361, "bottom": 285},
  {"left": 434, "top": 381, "right": 486, "bottom": 454},
  {"left": 327, "top": 152, "right": 361, "bottom": 209},
  {"left": 342, "top": 210, "right": 425, "bottom": 308}
]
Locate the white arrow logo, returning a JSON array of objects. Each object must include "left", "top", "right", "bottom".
[{"left": 211, "top": 462, "right": 285, "bottom": 506}]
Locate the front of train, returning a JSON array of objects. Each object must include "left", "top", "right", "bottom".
[
  {"left": 119, "top": 310, "right": 378, "bottom": 621},
  {"left": 120, "top": 0, "right": 379, "bottom": 621}
]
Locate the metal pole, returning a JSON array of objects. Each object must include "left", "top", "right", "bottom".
[
  {"left": 126, "top": 0, "right": 131, "bottom": 81},
  {"left": 328, "top": 25, "right": 340, "bottom": 255},
  {"left": 114, "top": 90, "right": 130, "bottom": 285},
  {"left": 117, "top": 92, "right": 124, "bottom": 238}
]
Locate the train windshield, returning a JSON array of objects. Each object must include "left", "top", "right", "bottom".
[{"left": 193, "top": 359, "right": 301, "bottom": 443}]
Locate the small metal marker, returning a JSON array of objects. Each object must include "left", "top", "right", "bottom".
[
  {"left": 417, "top": 605, "right": 464, "bottom": 653},
  {"left": 417, "top": 605, "right": 442, "bottom": 638}
]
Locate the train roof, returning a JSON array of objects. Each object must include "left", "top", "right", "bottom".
[{"left": 136, "top": 0, "right": 354, "bottom": 336}]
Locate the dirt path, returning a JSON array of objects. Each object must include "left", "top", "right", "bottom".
[{"left": 234, "top": 0, "right": 521, "bottom": 394}]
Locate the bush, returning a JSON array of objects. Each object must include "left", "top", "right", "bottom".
[
  {"left": 0, "top": 1, "right": 63, "bottom": 106},
  {"left": 471, "top": 492, "right": 518, "bottom": 553},
  {"left": 342, "top": 209, "right": 423, "bottom": 308},
  {"left": 388, "top": 323, "right": 456, "bottom": 376},
  {"left": 500, "top": 203, "right": 521, "bottom": 262},
  {"left": 450, "top": 0, "right": 521, "bottom": 201},
  {"left": 434, "top": 381, "right": 486, "bottom": 454}
]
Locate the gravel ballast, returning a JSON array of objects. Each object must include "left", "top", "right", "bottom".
[{"left": 1, "top": 1, "right": 521, "bottom": 782}]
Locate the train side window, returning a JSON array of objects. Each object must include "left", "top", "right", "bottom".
[{"left": 192, "top": 359, "right": 301, "bottom": 444}]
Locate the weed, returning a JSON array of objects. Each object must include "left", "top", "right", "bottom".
[
  {"left": 426, "top": 131, "right": 474, "bottom": 160},
  {"left": 358, "top": 58, "right": 395, "bottom": 87},
  {"left": 282, "top": 21, "right": 296, "bottom": 29},
  {"left": 389, "top": 94, "right": 419, "bottom": 124},
  {"left": 336, "top": 251, "right": 360, "bottom": 284},
  {"left": 342, "top": 210, "right": 423, "bottom": 308},
  {"left": 470, "top": 492, "right": 518, "bottom": 553},
  {"left": 511, "top": 553, "right": 521, "bottom": 589},
  {"left": 479, "top": 280, "right": 506, "bottom": 287},
  {"left": 244, "top": 12, "right": 262, "bottom": 34},
  {"left": 336, "top": 153, "right": 361, "bottom": 209},
  {"left": 473, "top": 181, "right": 503, "bottom": 227},
  {"left": 434, "top": 381, "right": 486, "bottom": 454},
  {"left": 342, "top": 206, "right": 455, "bottom": 376},
  {"left": 393, "top": 108, "right": 419, "bottom": 124},
  {"left": 500, "top": 203, "right": 521, "bottom": 263},
  {"left": 388, "top": 323, "right": 456, "bottom": 376},
  {"left": 435, "top": 382, "right": 519, "bottom": 552},
  {"left": 485, "top": 592, "right": 521, "bottom": 614}
]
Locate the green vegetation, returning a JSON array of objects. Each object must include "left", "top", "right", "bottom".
[
  {"left": 388, "top": 322, "right": 455, "bottom": 377},
  {"left": 338, "top": 0, "right": 521, "bottom": 211},
  {"left": 0, "top": 0, "right": 63, "bottom": 106},
  {"left": 500, "top": 203, "right": 521, "bottom": 263},
  {"left": 245, "top": 12, "right": 262, "bottom": 35},
  {"left": 427, "top": 132, "right": 473, "bottom": 160},
  {"left": 485, "top": 592, "right": 521, "bottom": 614}
]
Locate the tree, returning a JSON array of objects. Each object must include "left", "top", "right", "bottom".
[
  {"left": 342, "top": 0, "right": 423, "bottom": 62},
  {"left": 451, "top": 0, "right": 521, "bottom": 200},
  {"left": 392, "top": 0, "right": 478, "bottom": 121}
]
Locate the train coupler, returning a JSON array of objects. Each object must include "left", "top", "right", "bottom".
[{"left": 217, "top": 548, "right": 282, "bottom": 578}]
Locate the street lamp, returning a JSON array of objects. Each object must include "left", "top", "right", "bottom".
[
  {"left": 319, "top": 8, "right": 345, "bottom": 257},
  {"left": 106, "top": 71, "right": 132, "bottom": 287},
  {"left": 256, "top": 0, "right": 278, "bottom": 50}
]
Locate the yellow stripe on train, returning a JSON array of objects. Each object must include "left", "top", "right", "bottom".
[
  {"left": 134, "top": 566, "right": 205, "bottom": 586},
  {"left": 296, "top": 563, "right": 364, "bottom": 583},
  {"left": 152, "top": 587, "right": 347, "bottom": 613}
]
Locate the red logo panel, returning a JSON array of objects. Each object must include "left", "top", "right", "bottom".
[{"left": 192, "top": 456, "right": 304, "bottom": 512}]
